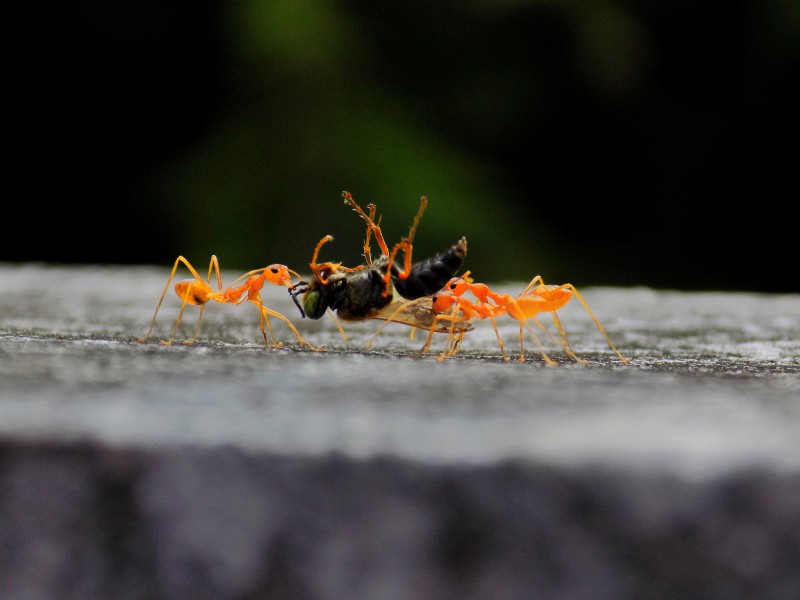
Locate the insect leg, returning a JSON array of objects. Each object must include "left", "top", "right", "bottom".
[
  {"left": 518, "top": 320, "right": 557, "bottom": 366},
  {"left": 186, "top": 255, "right": 223, "bottom": 344},
  {"left": 256, "top": 301, "right": 279, "bottom": 348},
  {"left": 557, "top": 284, "right": 630, "bottom": 362},
  {"left": 547, "top": 311, "right": 589, "bottom": 364},
  {"left": 258, "top": 305, "right": 325, "bottom": 352},
  {"left": 138, "top": 255, "right": 217, "bottom": 345},
  {"left": 342, "top": 191, "right": 390, "bottom": 258},
  {"left": 519, "top": 275, "right": 545, "bottom": 296},
  {"left": 327, "top": 309, "right": 349, "bottom": 341},
  {"left": 487, "top": 316, "right": 509, "bottom": 362},
  {"left": 364, "top": 297, "right": 425, "bottom": 349},
  {"left": 505, "top": 296, "right": 556, "bottom": 365},
  {"left": 436, "top": 315, "right": 466, "bottom": 361},
  {"left": 382, "top": 196, "right": 428, "bottom": 296}
]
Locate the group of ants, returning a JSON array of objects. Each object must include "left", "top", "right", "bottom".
[{"left": 138, "top": 192, "right": 630, "bottom": 366}]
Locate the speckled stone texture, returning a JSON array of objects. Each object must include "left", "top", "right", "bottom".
[{"left": 1, "top": 264, "right": 798, "bottom": 599}]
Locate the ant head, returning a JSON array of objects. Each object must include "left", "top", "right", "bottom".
[
  {"left": 446, "top": 277, "right": 469, "bottom": 296},
  {"left": 264, "top": 264, "right": 293, "bottom": 287},
  {"left": 432, "top": 290, "right": 455, "bottom": 314}
]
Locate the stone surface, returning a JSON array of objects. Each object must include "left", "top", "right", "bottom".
[{"left": 1, "top": 263, "right": 799, "bottom": 599}]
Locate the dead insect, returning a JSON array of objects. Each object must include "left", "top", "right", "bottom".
[{"left": 288, "top": 191, "right": 472, "bottom": 334}]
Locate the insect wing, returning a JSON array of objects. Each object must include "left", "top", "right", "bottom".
[{"left": 368, "top": 298, "right": 474, "bottom": 333}]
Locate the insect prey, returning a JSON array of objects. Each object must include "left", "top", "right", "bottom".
[{"left": 288, "top": 191, "right": 473, "bottom": 335}]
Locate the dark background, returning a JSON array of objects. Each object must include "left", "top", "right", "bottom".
[{"left": 8, "top": 0, "right": 799, "bottom": 292}]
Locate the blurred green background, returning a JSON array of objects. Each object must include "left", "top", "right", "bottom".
[{"left": 7, "top": 0, "right": 799, "bottom": 292}]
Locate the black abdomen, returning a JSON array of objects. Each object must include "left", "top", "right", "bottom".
[{"left": 392, "top": 237, "right": 467, "bottom": 299}]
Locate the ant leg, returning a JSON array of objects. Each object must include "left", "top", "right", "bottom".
[
  {"left": 450, "top": 329, "right": 467, "bottom": 355},
  {"left": 487, "top": 317, "right": 509, "bottom": 361},
  {"left": 558, "top": 285, "right": 630, "bottom": 363},
  {"left": 255, "top": 301, "right": 280, "bottom": 349},
  {"left": 207, "top": 255, "right": 223, "bottom": 291},
  {"left": 420, "top": 311, "right": 446, "bottom": 354},
  {"left": 435, "top": 312, "right": 460, "bottom": 360},
  {"left": 183, "top": 255, "right": 224, "bottom": 345},
  {"left": 505, "top": 296, "right": 556, "bottom": 365},
  {"left": 423, "top": 312, "right": 463, "bottom": 357},
  {"left": 548, "top": 311, "right": 589, "bottom": 365},
  {"left": 259, "top": 305, "right": 324, "bottom": 352},
  {"left": 437, "top": 318, "right": 467, "bottom": 361},
  {"left": 139, "top": 256, "right": 212, "bottom": 344},
  {"left": 519, "top": 321, "right": 557, "bottom": 366},
  {"left": 163, "top": 300, "right": 192, "bottom": 346},
  {"left": 187, "top": 305, "right": 206, "bottom": 345},
  {"left": 519, "top": 275, "right": 545, "bottom": 296},
  {"left": 180, "top": 254, "right": 222, "bottom": 346},
  {"left": 524, "top": 313, "right": 574, "bottom": 360}
]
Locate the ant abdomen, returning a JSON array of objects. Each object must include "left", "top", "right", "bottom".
[{"left": 174, "top": 279, "right": 212, "bottom": 306}]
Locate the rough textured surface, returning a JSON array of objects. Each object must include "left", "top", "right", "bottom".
[{"left": 1, "top": 263, "right": 799, "bottom": 599}]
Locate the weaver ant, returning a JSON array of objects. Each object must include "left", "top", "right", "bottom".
[
  {"left": 138, "top": 255, "right": 322, "bottom": 351},
  {"left": 369, "top": 271, "right": 630, "bottom": 364},
  {"left": 288, "top": 191, "right": 473, "bottom": 335}
]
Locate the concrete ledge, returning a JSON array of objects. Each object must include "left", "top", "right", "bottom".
[
  {"left": 2, "top": 439, "right": 799, "bottom": 600},
  {"left": 1, "top": 264, "right": 799, "bottom": 599}
]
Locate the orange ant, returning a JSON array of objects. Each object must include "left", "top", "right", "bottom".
[
  {"left": 138, "top": 255, "right": 322, "bottom": 351},
  {"left": 370, "top": 271, "right": 629, "bottom": 364},
  {"left": 430, "top": 272, "right": 630, "bottom": 364}
]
